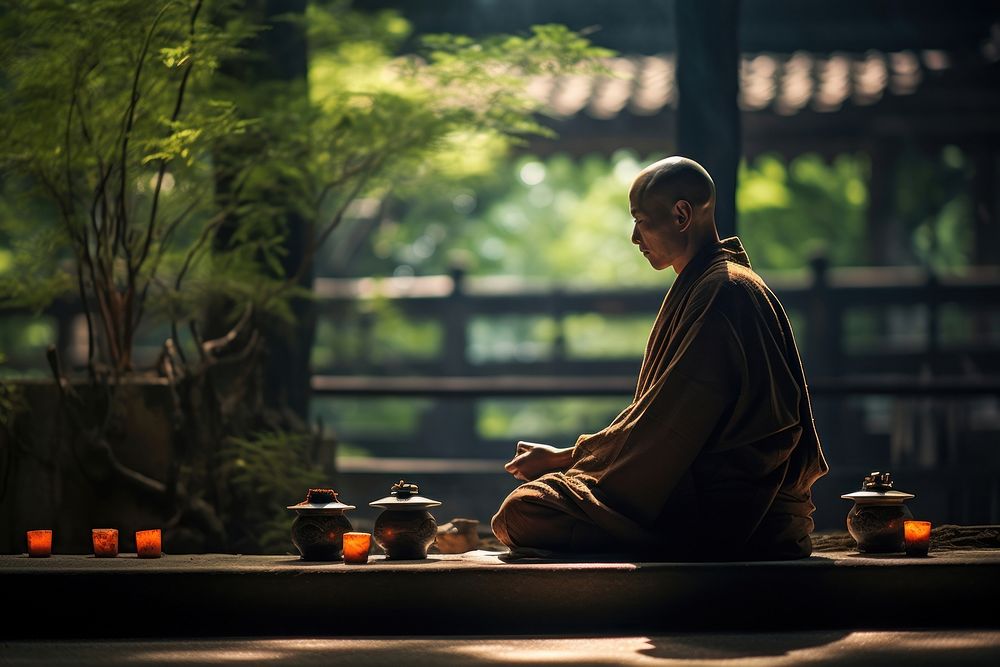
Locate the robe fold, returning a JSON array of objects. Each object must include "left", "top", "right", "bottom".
[{"left": 492, "top": 237, "right": 829, "bottom": 560}]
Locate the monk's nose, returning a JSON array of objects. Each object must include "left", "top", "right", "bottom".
[{"left": 631, "top": 224, "right": 640, "bottom": 245}]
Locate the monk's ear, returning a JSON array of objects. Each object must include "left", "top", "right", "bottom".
[{"left": 673, "top": 199, "right": 694, "bottom": 231}]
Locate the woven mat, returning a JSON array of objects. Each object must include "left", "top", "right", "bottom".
[
  {"left": 812, "top": 525, "right": 1000, "bottom": 552},
  {"left": 476, "top": 527, "right": 1000, "bottom": 555}
]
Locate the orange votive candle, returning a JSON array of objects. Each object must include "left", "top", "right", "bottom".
[
  {"left": 136, "top": 529, "right": 161, "bottom": 558},
  {"left": 343, "top": 532, "right": 371, "bottom": 564},
  {"left": 26, "top": 530, "right": 52, "bottom": 558},
  {"left": 92, "top": 528, "right": 119, "bottom": 558},
  {"left": 904, "top": 520, "right": 931, "bottom": 556}
]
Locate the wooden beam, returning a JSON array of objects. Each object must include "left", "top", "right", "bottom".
[
  {"left": 311, "top": 374, "right": 1000, "bottom": 397},
  {"left": 675, "top": 0, "right": 741, "bottom": 238}
]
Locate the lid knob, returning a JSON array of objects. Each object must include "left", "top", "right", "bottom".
[
  {"left": 391, "top": 480, "right": 420, "bottom": 498},
  {"left": 861, "top": 471, "right": 894, "bottom": 492},
  {"left": 304, "top": 488, "right": 339, "bottom": 504}
]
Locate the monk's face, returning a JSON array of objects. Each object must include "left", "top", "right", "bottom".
[{"left": 629, "top": 196, "right": 684, "bottom": 272}]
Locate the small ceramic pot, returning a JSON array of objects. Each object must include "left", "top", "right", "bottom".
[
  {"left": 287, "top": 488, "right": 356, "bottom": 561},
  {"left": 842, "top": 472, "right": 915, "bottom": 553},
  {"left": 370, "top": 480, "right": 441, "bottom": 560},
  {"left": 435, "top": 518, "right": 481, "bottom": 554}
]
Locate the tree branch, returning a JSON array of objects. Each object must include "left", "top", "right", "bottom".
[
  {"left": 172, "top": 208, "right": 230, "bottom": 291},
  {"left": 288, "top": 155, "right": 382, "bottom": 287},
  {"left": 64, "top": 76, "right": 78, "bottom": 222},
  {"left": 118, "top": 2, "right": 175, "bottom": 262},
  {"left": 137, "top": 0, "right": 204, "bottom": 274},
  {"left": 74, "top": 249, "right": 97, "bottom": 375},
  {"left": 202, "top": 303, "right": 253, "bottom": 357}
]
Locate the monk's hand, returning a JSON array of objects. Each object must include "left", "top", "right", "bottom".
[{"left": 504, "top": 441, "right": 573, "bottom": 481}]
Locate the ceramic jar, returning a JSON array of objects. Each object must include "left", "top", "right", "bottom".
[
  {"left": 287, "top": 488, "right": 356, "bottom": 561},
  {"left": 370, "top": 480, "right": 441, "bottom": 560},
  {"left": 841, "top": 471, "right": 915, "bottom": 553}
]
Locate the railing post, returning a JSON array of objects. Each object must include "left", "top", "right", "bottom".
[
  {"left": 443, "top": 266, "right": 469, "bottom": 375},
  {"left": 926, "top": 269, "right": 940, "bottom": 374},
  {"left": 806, "top": 252, "right": 833, "bottom": 379},
  {"left": 807, "top": 251, "right": 843, "bottom": 464},
  {"left": 550, "top": 288, "right": 567, "bottom": 370},
  {"left": 358, "top": 307, "right": 375, "bottom": 372},
  {"left": 422, "top": 265, "right": 478, "bottom": 457},
  {"left": 53, "top": 300, "right": 78, "bottom": 370}
]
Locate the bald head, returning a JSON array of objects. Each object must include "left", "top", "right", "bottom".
[
  {"left": 628, "top": 157, "right": 721, "bottom": 274},
  {"left": 629, "top": 156, "right": 716, "bottom": 220}
]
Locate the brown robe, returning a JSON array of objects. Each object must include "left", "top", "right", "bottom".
[{"left": 491, "top": 237, "right": 829, "bottom": 560}]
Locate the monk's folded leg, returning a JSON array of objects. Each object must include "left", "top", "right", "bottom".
[
  {"left": 492, "top": 483, "right": 571, "bottom": 549},
  {"left": 492, "top": 481, "right": 610, "bottom": 552}
]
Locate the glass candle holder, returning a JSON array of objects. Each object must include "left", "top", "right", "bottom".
[
  {"left": 904, "top": 520, "right": 931, "bottom": 556},
  {"left": 92, "top": 528, "right": 119, "bottom": 558},
  {"left": 26, "top": 530, "right": 52, "bottom": 558},
  {"left": 136, "top": 529, "right": 161, "bottom": 558},
  {"left": 342, "top": 532, "right": 371, "bottom": 564}
]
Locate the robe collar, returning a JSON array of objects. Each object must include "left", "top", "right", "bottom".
[
  {"left": 677, "top": 236, "right": 751, "bottom": 284},
  {"left": 718, "top": 236, "right": 751, "bottom": 269}
]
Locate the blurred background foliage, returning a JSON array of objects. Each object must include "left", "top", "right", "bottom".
[
  {"left": 0, "top": 0, "right": 607, "bottom": 373},
  {"left": 308, "top": 142, "right": 976, "bottom": 457},
  {"left": 0, "top": 2, "right": 983, "bottom": 461},
  {"left": 218, "top": 429, "right": 327, "bottom": 554},
  {"left": 319, "top": 145, "right": 974, "bottom": 283}
]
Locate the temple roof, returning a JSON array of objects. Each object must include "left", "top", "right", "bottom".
[
  {"left": 352, "top": 0, "right": 1000, "bottom": 157},
  {"left": 533, "top": 46, "right": 995, "bottom": 121},
  {"left": 518, "top": 43, "right": 1000, "bottom": 158}
]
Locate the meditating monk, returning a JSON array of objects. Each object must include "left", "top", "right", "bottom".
[{"left": 492, "top": 156, "right": 829, "bottom": 560}]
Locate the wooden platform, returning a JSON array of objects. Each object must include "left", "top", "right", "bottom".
[{"left": 3, "top": 550, "right": 999, "bottom": 638}]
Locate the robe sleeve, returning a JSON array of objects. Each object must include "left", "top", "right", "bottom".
[{"left": 592, "top": 303, "right": 744, "bottom": 527}]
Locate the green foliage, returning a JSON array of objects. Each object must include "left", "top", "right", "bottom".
[
  {"left": 1, "top": 0, "right": 606, "bottom": 374},
  {"left": 416, "top": 25, "right": 611, "bottom": 139},
  {"left": 0, "top": 381, "right": 27, "bottom": 427},
  {"left": 738, "top": 152, "right": 869, "bottom": 270},
  {"left": 0, "top": 174, "right": 75, "bottom": 310},
  {"left": 219, "top": 429, "right": 326, "bottom": 554},
  {"left": 0, "top": 316, "right": 56, "bottom": 374},
  {"left": 468, "top": 315, "right": 560, "bottom": 364},
  {"left": 332, "top": 151, "right": 663, "bottom": 284},
  {"left": 335, "top": 150, "right": 878, "bottom": 283},
  {"left": 311, "top": 296, "right": 444, "bottom": 371},
  {"left": 478, "top": 398, "right": 628, "bottom": 443},
  {"left": 0, "top": 0, "right": 262, "bottom": 371},
  {"left": 311, "top": 396, "right": 433, "bottom": 437},
  {"left": 896, "top": 144, "right": 973, "bottom": 271},
  {"left": 563, "top": 314, "right": 652, "bottom": 359},
  {"left": 1, "top": 1, "right": 610, "bottom": 549},
  {"left": 299, "top": 8, "right": 611, "bottom": 247},
  {"left": 739, "top": 148, "right": 974, "bottom": 272}
]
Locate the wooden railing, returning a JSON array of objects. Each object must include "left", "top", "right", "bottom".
[
  {"left": 307, "top": 260, "right": 999, "bottom": 458},
  {"left": 311, "top": 258, "right": 1000, "bottom": 384},
  {"left": 305, "top": 260, "right": 1000, "bottom": 526},
  {"left": 5, "top": 259, "right": 1000, "bottom": 525}
]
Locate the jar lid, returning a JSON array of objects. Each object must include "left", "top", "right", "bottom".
[
  {"left": 841, "top": 471, "right": 915, "bottom": 501},
  {"left": 369, "top": 480, "right": 442, "bottom": 510},
  {"left": 287, "top": 488, "right": 356, "bottom": 511}
]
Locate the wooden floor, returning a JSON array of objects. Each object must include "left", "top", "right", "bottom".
[{"left": 3, "top": 632, "right": 1000, "bottom": 666}]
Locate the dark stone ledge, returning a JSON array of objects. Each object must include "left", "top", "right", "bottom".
[{"left": 2, "top": 550, "right": 999, "bottom": 638}]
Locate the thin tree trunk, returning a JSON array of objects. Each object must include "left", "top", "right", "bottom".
[{"left": 211, "top": 0, "right": 314, "bottom": 420}]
